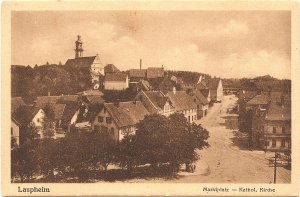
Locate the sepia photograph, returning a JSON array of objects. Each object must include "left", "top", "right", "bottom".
[{"left": 2, "top": 1, "right": 300, "bottom": 196}]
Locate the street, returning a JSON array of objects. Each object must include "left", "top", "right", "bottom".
[{"left": 174, "top": 95, "right": 291, "bottom": 183}]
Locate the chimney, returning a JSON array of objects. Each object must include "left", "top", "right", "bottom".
[
  {"left": 162, "top": 64, "right": 164, "bottom": 69},
  {"left": 48, "top": 91, "right": 51, "bottom": 96},
  {"left": 173, "top": 86, "right": 176, "bottom": 94},
  {"left": 140, "top": 59, "right": 142, "bottom": 70}
]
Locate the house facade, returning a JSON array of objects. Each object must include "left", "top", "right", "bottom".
[
  {"left": 247, "top": 93, "right": 291, "bottom": 152},
  {"left": 104, "top": 73, "right": 129, "bottom": 90},
  {"left": 198, "top": 77, "right": 223, "bottom": 103},
  {"left": 166, "top": 89, "right": 197, "bottom": 123},
  {"left": 189, "top": 89, "right": 209, "bottom": 119},
  {"left": 92, "top": 101, "right": 149, "bottom": 142}
]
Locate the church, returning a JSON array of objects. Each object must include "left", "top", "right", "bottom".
[{"left": 65, "top": 35, "right": 105, "bottom": 89}]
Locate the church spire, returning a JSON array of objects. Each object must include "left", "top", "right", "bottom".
[{"left": 75, "top": 35, "right": 83, "bottom": 58}]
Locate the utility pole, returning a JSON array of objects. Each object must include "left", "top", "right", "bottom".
[{"left": 273, "top": 152, "right": 277, "bottom": 183}]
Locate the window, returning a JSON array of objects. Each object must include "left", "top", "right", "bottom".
[
  {"left": 98, "top": 116, "right": 103, "bottom": 123},
  {"left": 197, "top": 105, "right": 199, "bottom": 109},
  {"left": 188, "top": 116, "right": 190, "bottom": 123},
  {"left": 272, "top": 127, "right": 276, "bottom": 134},
  {"left": 106, "top": 117, "right": 112, "bottom": 124},
  {"left": 37, "top": 118, "right": 40, "bottom": 122},
  {"left": 194, "top": 98, "right": 196, "bottom": 102},
  {"left": 282, "top": 127, "right": 286, "bottom": 133},
  {"left": 272, "top": 139, "right": 276, "bottom": 147},
  {"left": 281, "top": 139, "right": 286, "bottom": 147}
]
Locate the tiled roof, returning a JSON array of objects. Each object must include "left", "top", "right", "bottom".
[
  {"left": 138, "top": 80, "right": 152, "bottom": 91},
  {"left": 129, "top": 69, "right": 146, "bottom": 78},
  {"left": 194, "top": 89, "right": 209, "bottom": 105},
  {"left": 77, "top": 89, "right": 104, "bottom": 96},
  {"left": 58, "top": 100, "right": 79, "bottom": 126},
  {"left": 202, "top": 78, "right": 221, "bottom": 90},
  {"left": 65, "top": 56, "right": 96, "bottom": 68},
  {"left": 105, "top": 101, "right": 149, "bottom": 128},
  {"left": 35, "top": 95, "right": 79, "bottom": 108},
  {"left": 12, "top": 106, "right": 42, "bottom": 127},
  {"left": 265, "top": 103, "right": 291, "bottom": 121},
  {"left": 104, "top": 64, "right": 120, "bottom": 74},
  {"left": 105, "top": 72, "right": 128, "bottom": 82},
  {"left": 147, "top": 67, "right": 164, "bottom": 78},
  {"left": 196, "top": 82, "right": 208, "bottom": 90},
  {"left": 35, "top": 96, "right": 61, "bottom": 108},
  {"left": 247, "top": 94, "right": 270, "bottom": 105},
  {"left": 200, "top": 89, "right": 210, "bottom": 98},
  {"left": 11, "top": 97, "right": 26, "bottom": 114},
  {"left": 142, "top": 91, "right": 169, "bottom": 111},
  {"left": 85, "top": 95, "right": 104, "bottom": 105},
  {"left": 167, "top": 91, "right": 197, "bottom": 111}
]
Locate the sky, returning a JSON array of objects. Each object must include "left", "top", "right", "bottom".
[{"left": 11, "top": 11, "right": 291, "bottom": 79}]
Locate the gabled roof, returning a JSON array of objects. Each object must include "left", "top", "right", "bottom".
[
  {"left": 200, "top": 89, "right": 210, "bottom": 98},
  {"left": 196, "top": 82, "right": 208, "bottom": 90},
  {"left": 77, "top": 89, "right": 104, "bottom": 96},
  {"left": 35, "top": 95, "right": 79, "bottom": 108},
  {"left": 58, "top": 100, "right": 80, "bottom": 125},
  {"left": 138, "top": 80, "right": 152, "bottom": 91},
  {"left": 104, "top": 101, "right": 149, "bottom": 128},
  {"left": 202, "top": 78, "right": 221, "bottom": 90},
  {"left": 167, "top": 91, "right": 197, "bottom": 111},
  {"left": 35, "top": 96, "right": 61, "bottom": 108},
  {"left": 105, "top": 72, "right": 128, "bottom": 82},
  {"left": 65, "top": 56, "right": 96, "bottom": 68},
  {"left": 104, "top": 64, "right": 120, "bottom": 74},
  {"left": 194, "top": 89, "right": 209, "bottom": 105},
  {"left": 12, "top": 106, "right": 42, "bottom": 127},
  {"left": 247, "top": 94, "right": 270, "bottom": 106},
  {"left": 129, "top": 69, "right": 146, "bottom": 78},
  {"left": 142, "top": 91, "right": 170, "bottom": 111},
  {"left": 11, "top": 97, "right": 26, "bottom": 114},
  {"left": 265, "top": 102, "right": 291, "bottom": 121},
  {"left": 85, "top": 95, "right": 104, "bottom": 105},
  {"left": 147, "top": 67, "right": 164, "bottom": 78}
]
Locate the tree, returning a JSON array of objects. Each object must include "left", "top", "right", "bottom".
[
  {"left": 135, "top": 114, "right": 171, "bottom": 168},
  {"left": 42, "top": 103, "right": 56, "bottom": 138},
  {"left": 11, "top": 123, "right": 40, "bottom": 182},
  {"left": 115, "top": 135, "right": 138, "bottom": 172}
]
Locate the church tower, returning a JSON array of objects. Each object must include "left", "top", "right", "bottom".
[{"left": 75, "top": 35, "right": 83, "bottom": 58}]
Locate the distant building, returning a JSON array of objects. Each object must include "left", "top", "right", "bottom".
[
  {"left": 188, "top": 89, "right": 209, "bottom": 119},
  {"left": 128, "top": 69, "right": 147, "bottom": 82},
  {"left": 147, "top": 67, "right": 164, "bottom": 79},
  {"left": 65, "top": 36, "right": 105, "bottom": 89},
  {"left": 246, "top": 92, "right": 291, "bottom": 152},
  {"left": 91, "top": 101, "right": 149, "bottom": 141},
  {"left": 12, "top": 106, "right": 45, "bottom": 145},
  {"left": 135, "top": 90, "right": 174, "bottom": 117},
  {"left": 166, "top": 89, "right": 197, "bottom": 123},
  {"left": 104, "top": 72, "right": 129, "bottom": 90},
  {"left": 198, "top": 77, "right": 223, "bottom": 103},
  {"left": 104, "top": 64, "right": 120, "bottom": 75}
]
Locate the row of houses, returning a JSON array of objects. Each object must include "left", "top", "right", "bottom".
[
  {"left": 11, "top": 75, "right": 223, "bottom": 146},
  {"left": 239, "top": 90, "right": 291, "bottom": 152}
]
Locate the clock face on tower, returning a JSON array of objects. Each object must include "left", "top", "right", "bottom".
[{"left": 93, "top": 83, "right": 100, "bottom": 90}]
